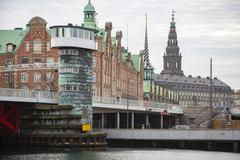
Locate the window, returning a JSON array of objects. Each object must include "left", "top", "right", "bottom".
[
  {"left": 176, "top": 61, "right": 179, "bottom": 69},
  {"left": 34, "top": 72, "right": 41, "bottom": 82},
  {"left": 21, "top": 73, "right": 28, "bottom": 83},
  {"left": 7, "top": 44, "right": 14, "bottom": 52},
  {"left": 46, "top": 72, "right": 53, "bottom": 81},
  {"left": 34, "top": 57, "right": 41, "bottom": 68},
  {"left": 92, "top": 73, "right": 96, "bottom": 82},
  {"left": 92, "top": 87, "right": 96, "bottom": 96},
  {"left": 25, "top": 42, "right": 29, "bottom": 51},
  {"left": 33, "top": 39, "right": 41, "bottom": 53},
  {"left": 79, "top": 29, "right": 83, "bottom": 38},
  {"left": 84, "top": 30, "right": 89, "bottom": 39},
  {"left": 47, "top": 42, "right": 51, "bottom": 51},
  {"left": 47, "top": 58, "right": 54, "bottom": 67},
  {"left": 93, "top": 58, "right": 96, "bottom": 67},
  {"left": 73, "top": 28, "right": 78, "bottom": 37},
  {"left": 166, "top": 61, "right": 170, "bottom": 69},
  {"left": 5, "top": 60, "right": 13, "bottom": 70},
  {"left": 34, "top": 57, "right": 41, "bottom": 63},
  {"left": 22, "top": 57, "right": 28, "bottom": 64},
  {"left": 5, "top": 74, "right": 9, "bottom": 83}
]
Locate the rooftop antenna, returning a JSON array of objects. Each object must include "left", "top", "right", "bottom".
[
  {"left": 127, "top": 22, "right": 129, "bottom": 52},
  {"left": 209, "top": 58, "right": 213, "bottom": 128}
]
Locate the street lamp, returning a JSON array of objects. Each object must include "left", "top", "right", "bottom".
[{"left": 126, "top": 77, "right": 129, "bottom": 129}]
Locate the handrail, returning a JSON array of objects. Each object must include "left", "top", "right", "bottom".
[{"left": 0, "top": 88, "right": 183, "bottom": 113}]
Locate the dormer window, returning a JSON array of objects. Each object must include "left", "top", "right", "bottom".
[{"left": 6, "top": 43, "right": 15, "bottom": 53}]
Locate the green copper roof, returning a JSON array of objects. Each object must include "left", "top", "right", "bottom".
[
  {"left": 0, "top": 29, "right": 28, "bottom": 54},
  {"left": 84, "top": 0, "right": 95, "bottom": 12},
  {"left": 83, "top": 21, "right": 97, "bottom": 30},
  {"left": 131, "top": 54, "right": 142, "bottom": 72}
]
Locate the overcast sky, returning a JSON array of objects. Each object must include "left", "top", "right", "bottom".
[{"left": 0, "top": 0, "right": 240, "bottom": 90}]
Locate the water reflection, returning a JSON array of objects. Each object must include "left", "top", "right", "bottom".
[{"left": 0, "top": 148, "right": 239, "bottom": 160}]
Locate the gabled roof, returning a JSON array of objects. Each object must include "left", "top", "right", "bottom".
[{"left": 0, "top": 29, "right": 28, "bottom": 54}]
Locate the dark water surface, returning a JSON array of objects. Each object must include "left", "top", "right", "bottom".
[{"left": 0, "top": 148, "right": 239, "bottom": 160}]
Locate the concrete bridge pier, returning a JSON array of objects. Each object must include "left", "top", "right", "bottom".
[
  {"left": 117, "top": 112, "right": 120, "bottom": 129},
  {"left": 233, "top": 142, "right": 239, "bottom": 152},
  {"left": 131, "top": 112, "right": 134, "bottom": 129},
  {"left": 179, "top": 141, "right": 185, "bottom": 149},
  {"left": 101, "top": 113, "right": 105, "bottom": 128},
  {"left": 160, "top": 115, "right": 163, "bottom": 129}
]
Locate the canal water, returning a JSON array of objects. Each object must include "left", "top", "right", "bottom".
[{"left": 0, "top": 148, "right": 239, "bottom": 160}]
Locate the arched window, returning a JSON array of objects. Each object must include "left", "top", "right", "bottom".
[
  {"left": 176, "top": 61, "right": 179, "bottom": 69},
  {"left": 166, "top": 61, "right": 170, "bottom": 69}
]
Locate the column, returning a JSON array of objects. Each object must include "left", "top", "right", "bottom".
[
  {"left": 233, "top": 142, "right": 238, "bottom": 152},
  {"left": 101, "top": 113, "right": 104, "bottom": 128},
  {"left": 117, "top": 112, "right": 120, "bottom": 129},
  {"left": 146, "top": 114, "right": 149, "bottom": 128},
  {"left": 160, "top": 115, "right": 163, "bottom": 129},
  {"left": 175, "top": 115, "right": 179, "bottom": 125},
  {"left": 131, "top": 112, "right": 134, "bottom": 129}
]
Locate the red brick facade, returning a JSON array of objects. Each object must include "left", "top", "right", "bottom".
[
  {"left": 92, "top": 22, "right": 144, "bottom": 100},
  {"left": 0, "top": 17, "right": 58, "bottom": 91}
]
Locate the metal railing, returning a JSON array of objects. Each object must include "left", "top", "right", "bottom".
[
  {"left": 93, "top": 96, "right": 183, "bottom": 112},
  {"left": 0, "top": 88, "right": 183, "bottom": 113},
  {"left": 0, "top": 88, "right": 58, "bottom": 102}
]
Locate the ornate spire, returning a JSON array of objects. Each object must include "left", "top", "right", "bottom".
[
  {"left": 171, "top": 9, "right": 176, "bottom": 28},
  {"left": 144, "top": 14, "right": 150, "bottom": 67},
  {"left": 161, "top": 10, "right": 184, "bottom": 76}
]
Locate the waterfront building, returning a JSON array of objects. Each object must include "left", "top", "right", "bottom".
[
  {"left": 156, "top": 11, "right": 233, "bottom": 108},
  {"left": 0, "top": 17, "right": 59, "bottom": 91}
]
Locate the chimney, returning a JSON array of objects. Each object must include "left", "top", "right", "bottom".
[{"left": 105, "top": 22, "right": 112, "bottom": 32}]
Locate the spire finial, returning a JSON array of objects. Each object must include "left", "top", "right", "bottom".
[
  {"left": 144, "top": 13, "right": 150, "bottom": 67},
  {"left": 88, "top": 0, "right": 91, "bottom": 4},
  {"left": 172, "top": 9, "right": 176, "bottom": 22},
  {"left": 145, "top": 13, "right": 147, "bottom": 31}
]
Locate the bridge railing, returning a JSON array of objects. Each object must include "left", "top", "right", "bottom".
[
  {"left": 0, "top": 88, "right": 183, "bottom": 113},
  {"left": 0, "top": 88, "right": 58, "bottom": 101},
  {"left": 93, "top": 96, "right": 182, "bottom": 112}
]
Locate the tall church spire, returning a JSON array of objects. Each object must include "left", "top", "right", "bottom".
[
  {"left": 161, "top": 10, "right": 184, "bottom": 76},
  {"left": 144, "top": 14, "right": 150, "bottom": 67}
]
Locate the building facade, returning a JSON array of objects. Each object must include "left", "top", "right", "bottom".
[
  {"left": 157, "top": 11, "right": 233, "bottom": 108},
  {"left": 0, "top": 17, "right": 59, "bottom": 91}
]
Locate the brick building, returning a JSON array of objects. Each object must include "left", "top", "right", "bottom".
[{"left": 0, "top": 17, "right": 58, "bottom": 91}]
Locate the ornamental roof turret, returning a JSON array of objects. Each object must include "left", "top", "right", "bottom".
[
  {"left": 84, "top": 0, "right": 95, "bottom": 12},
  {"left": 82, "top": 0, "right": 97, "bottom": 29}
]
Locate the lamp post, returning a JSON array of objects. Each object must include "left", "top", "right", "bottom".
[
  {"left": 126, "top": 77, "right": 129, "bottom": 129},
  {"left": 209, "top": 58, "right": 213, "bottom": 128}
]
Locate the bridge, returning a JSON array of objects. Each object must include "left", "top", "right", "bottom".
[
  {"left": 101, "top": 128, "right": 240, "bottom": 152},
  {"left": 0, "top": 88, "right": 183, "bottom": 134},
  {"left": 101, "top": 129, "right": 240, "bottom": 141}
]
